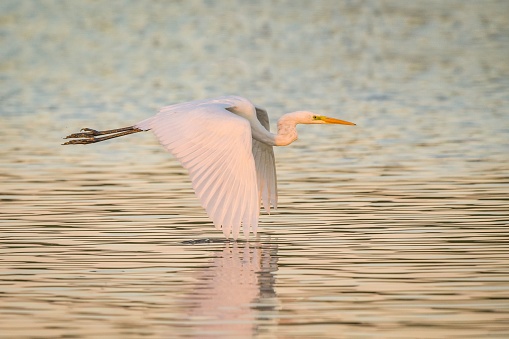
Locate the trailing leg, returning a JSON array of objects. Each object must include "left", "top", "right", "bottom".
[{"left": 63, "top": 126, "right": 144, "bottom": 145}]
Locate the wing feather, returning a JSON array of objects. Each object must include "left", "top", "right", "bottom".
[
  {"left": 137, "top": 102, "right": 259, "bottom": 239},
  {"left": 253, "top": 107, "right": 278, "bottom": 213}
]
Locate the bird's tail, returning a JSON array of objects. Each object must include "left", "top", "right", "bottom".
[{"left": 134, "top": 116, "right": 154, "bottom": 131}]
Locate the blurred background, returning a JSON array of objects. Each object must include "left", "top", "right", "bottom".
[
  {"left": 1, "top": 0, "right": 508, "bottom": 176},
  {"left": 1, "top": 1, "right": 509, "bottom": 338}
]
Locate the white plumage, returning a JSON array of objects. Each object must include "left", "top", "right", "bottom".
[
  {"left": 64, "top": 95, "right": 355, "bottom": 239},
  {"left": 136, "top": 97, "right": 269, "bottom": 238}
]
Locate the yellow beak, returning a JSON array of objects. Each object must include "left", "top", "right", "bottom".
[{"left": 321, "top": 116, "right": 356, "bottom": 125}]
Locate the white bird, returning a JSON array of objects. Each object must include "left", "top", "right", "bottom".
[{"left": 63, "top": 96, "right": 355, "bottom": 239}]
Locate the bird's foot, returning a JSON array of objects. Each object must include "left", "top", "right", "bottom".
[
  {"left": 64, "top": 128, "right": 100, "bottom": 139},
  {"left": 62, "top": 127, "right": 104, "bottom": 145},
  {"left": 80, "top": 128, "right": 101, "bottom": 134},
  {"left": 63, "top": 128, "right": 99, "bottom": 145}
]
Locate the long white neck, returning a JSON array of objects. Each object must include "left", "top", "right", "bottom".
[
  {"left": 250, "top": 112, "right": 303, "bottom": 147},
  {"left": 275, "top": 113, "right": 300, "bottom": 146}
]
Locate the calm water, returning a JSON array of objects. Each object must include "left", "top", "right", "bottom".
[{"left": 1, "top": 1, "right": 509, "bottom": 338}]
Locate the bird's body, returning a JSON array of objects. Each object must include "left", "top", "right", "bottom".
[{"left": 64, "top": 96, "right": 355, "bottom": 239}]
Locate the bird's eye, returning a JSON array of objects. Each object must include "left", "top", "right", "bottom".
[{"left": 313, "top": 115, "right": 317, "bottom": 119}]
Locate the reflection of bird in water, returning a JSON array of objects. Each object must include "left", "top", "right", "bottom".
[
  {"left": 64, "top": 96, "right": 355, "bottom": 239},
  {"left": 184, "top": 241, "right": 279, "bottom": 338}
]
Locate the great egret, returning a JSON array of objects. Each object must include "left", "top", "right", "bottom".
[{"left": 63, "top": 96, "right": 355, "bottom": 239}]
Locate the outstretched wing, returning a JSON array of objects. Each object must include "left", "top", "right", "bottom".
[
  {"left": 136, "top": 102, "right": 259, "bottom": 239},
  {"left": 253, "top": 107, "right": 278, "bottom": 213}
]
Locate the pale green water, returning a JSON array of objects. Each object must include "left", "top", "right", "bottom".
[{"left": 1, "top": 1, "right": 509, "bottom": 338}]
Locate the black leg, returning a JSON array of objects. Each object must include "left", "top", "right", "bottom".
[{"left": 63, "top": 126, "right": 144, "bottom": 145}]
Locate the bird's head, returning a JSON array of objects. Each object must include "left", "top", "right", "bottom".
[{"left": 291, "top": 111, "right": 356, "bottom": 126}]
